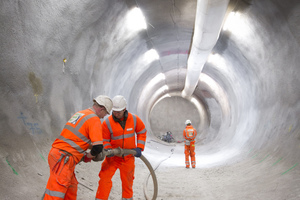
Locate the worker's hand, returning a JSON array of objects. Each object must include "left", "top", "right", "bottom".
[
  {"left": 133, "top": 148, "right": 142, "bottom": 157},
  {"left": 105, "top": 148, "right": 114, "bottom": 157},
  {"left": 83, "top": 153, "right": 92, "bottom": 163}
]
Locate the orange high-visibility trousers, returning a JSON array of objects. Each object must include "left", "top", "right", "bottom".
[
  {"left": 96, "top": 156, "right": 135, "bottom": 200},
  {"left": 43, "top": 148, "right": 78, "bottom": 200},
  {"left": 184, "top": 141, "right": 196, "bottom": 168}
]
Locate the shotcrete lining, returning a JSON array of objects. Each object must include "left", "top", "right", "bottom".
[{"left": 0, "top": 0, "right": 299, "bottom": 199}]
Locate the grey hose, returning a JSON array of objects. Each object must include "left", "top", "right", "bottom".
[
  {"left": 140, "top": 154, "right": 158, "bottom": 200},
  {"left": 93, "top": 147, "right": 158, "bottom": 200}
]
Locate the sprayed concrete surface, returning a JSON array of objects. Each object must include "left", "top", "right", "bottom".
[{"left": 0, "top": 0, "right": 299, "bottom": 199}]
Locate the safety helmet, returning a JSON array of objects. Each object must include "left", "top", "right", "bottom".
[
  {"left": 112, "top": 95, "right": 127, "bottom": 111},
  {"left": 93, "top": 95, "right": 113, "bottom": 113},
  {"left": 185, "top": 119, "right": 192, "bottom": 125}
]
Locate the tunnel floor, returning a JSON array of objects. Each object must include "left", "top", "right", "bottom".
[{"left": 68, "top": 141, "right": 300, "bottom": 200}]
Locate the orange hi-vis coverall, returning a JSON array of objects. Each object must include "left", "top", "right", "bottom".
[
  {"left": 43, "top": 108, "right": 103, "bottom": 200},
  {"left": 96, "top": 111, "right": 147, "bottom": 200},
  {"left": 183, "top": 125, "right": 197, "bottom": 168}
]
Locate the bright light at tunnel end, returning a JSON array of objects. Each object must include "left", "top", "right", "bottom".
[{"left": 127, "top": 7, "right": 147, "bottom": 31}]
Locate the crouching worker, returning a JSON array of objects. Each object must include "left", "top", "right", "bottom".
[
  {"left": 42, "top": 95, "right": 112, "bottom": 200},
  {"left": 95, "top": 95, "right": 147, "bottom": 200}
]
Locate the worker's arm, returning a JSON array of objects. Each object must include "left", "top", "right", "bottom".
[
  {"left": 85, "top": 116, "right": 104, "bottom": 159},
  {"left": 83, "top": 143, "right": 103, "bottom": 162},
  {"left": 183, "top": 129, "right": 187, "bottom": 139},
  {"left": 102, "top": 119, "right": 113, "bottom": 150},
  {"left": 135, "top": 116, "right": 147, "bottom": 151}
]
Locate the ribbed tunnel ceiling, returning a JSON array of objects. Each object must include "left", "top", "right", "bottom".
[{"left": 0, "top": 0, "right": 299, "bottom": 199}]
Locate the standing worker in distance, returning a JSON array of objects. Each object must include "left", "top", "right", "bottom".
[
  {"left": 95, "top": 95, "right": 147, "bottom": 200},
  {"left": 183, "top": 119, "right": 197, "bottom": 168},
  {"left": 43, "top": 95, "right": 113, "bottom": 200}
]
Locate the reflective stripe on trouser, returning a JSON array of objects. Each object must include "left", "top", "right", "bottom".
[
  {"left": 43, "top": 148, "right": 78, "bottom": 200},
  {"left": 96, "top": 156, "right": 135, "bottom": 200},
  {"left": 185, "top": 143, "right": 196, "bottom": 168}
]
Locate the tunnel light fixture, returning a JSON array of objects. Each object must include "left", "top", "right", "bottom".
[
  {"left": 148, "top": 85, "right": 169, "bottom": 112},
  {"left": 145, "top": 49, "right": 159, "bottom": 62},
  {"left": 191, "top": 97, "right": 202, "bottom": 113},
  {"left": 199, "top": 73, "right": 231, "bottom": 121},
  {"left": 127, "top": 7, "right": 147, "bottom": 31},
  {"left": 144, "top": 73, "right": 165, "bottom": 92},
  {"left": 151, "top": 73, "right": 165, "bottom": 85},
  {"left": 223, "top": 11, "right": 252, "bottom": 45},
  {"left": 149, "top": 92, "right": 171, "bottom": 114},
  {"left": 162, "top": 85, "right": 169, "bottom": 91},
  {"left": 207, "top": 53, "right": 226, "bottom": 71},
  {"left": 223, "top": 11, "right": 239, "bottom": 31},
  {"left": 156, "top": 72, "right": 165, "bottom": 81},
  {"left": 155, "top": 93, "right": 171, "bottom": 105},
  {"left": 162, "top": 93, "right": 171, "bottom": 98},
  {"left": 191, "top": 97, "right": 199, "bottom": 106},
  {"left": 156, "top": 85, "right": 169, "bottom": 95}
]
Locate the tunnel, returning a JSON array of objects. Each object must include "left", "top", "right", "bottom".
[{"left": 0, "top": 0, "right": 299, "bottom": 199}]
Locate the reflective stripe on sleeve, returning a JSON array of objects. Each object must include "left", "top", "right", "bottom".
[
  {"left": 136, "top": 128, "right": 146, "bottom": 134},
  {"left": 137, "top": 139, "right": 145, "bottom": 145},
  {"left": 92, "top": 141, "right": 103, "bottom": 145},
  {"left": 103, "top": 143, "right": 110, "bottom": 148}
]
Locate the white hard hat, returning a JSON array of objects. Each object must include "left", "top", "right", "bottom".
[
  {"left": 93, "top": 95, "right": 113, "bottom": 113},
  {"left": 185, "top": 119, "right": 192, "bottom": 125},
  {"left": 112, "top": 95, "right": 127, "bottom": 111}
]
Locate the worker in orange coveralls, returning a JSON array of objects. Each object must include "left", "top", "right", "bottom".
[
  {"left": 42, "top": 95, "right": 112, "bottom": 200},
  {"left": 183, "top": 119, "right": 197, "bottom": 168},
  {"left": 95, "top": 95, "right": 147, "bottom": 200}
]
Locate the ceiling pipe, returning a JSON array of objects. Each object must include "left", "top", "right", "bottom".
[{"left": 182, "top": 0, "right": 230, "bottom": 98}]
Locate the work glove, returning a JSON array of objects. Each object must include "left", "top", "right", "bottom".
[
  {"left": 105, "top": 148, "right": 115, "bottom": 157},
  {"left": 83, "top": 152, "right": 92, "bottom": 163},
  {"left": 133, "top": 148, "right": 142, "bottom": 157}
]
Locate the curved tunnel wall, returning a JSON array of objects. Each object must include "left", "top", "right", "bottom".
[{"left": 0, "top": 0, "right": 299, "bottom": 199}]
